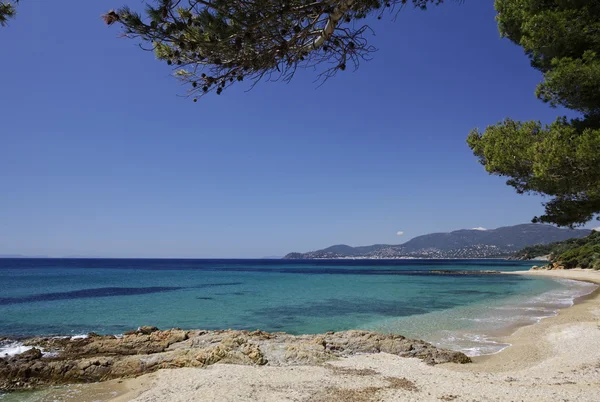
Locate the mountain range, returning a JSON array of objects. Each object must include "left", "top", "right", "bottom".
[{"left": 283, "top": 224, "right": 592, "bottom": 259}]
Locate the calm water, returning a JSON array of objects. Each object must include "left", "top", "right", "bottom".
[{"left": 0, "top": 258, "right": 596, "bottom": 357}]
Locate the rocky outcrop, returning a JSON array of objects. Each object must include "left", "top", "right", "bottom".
[
  {"left": 0, "top": 328, "right": 470, "bottom": 391},
  {"left": 22, "top": 328, "right": 188, "bottom": 356},
  {"left": 530, "top": 262, "right": 565, "bottom": 271}
]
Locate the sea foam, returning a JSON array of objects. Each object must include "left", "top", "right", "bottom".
[
  {"left": 0, "top": 342, "right": 34, "bottom": 358},
  {"left": 435, "top": 278, "right": 597, "bottom": 356}
]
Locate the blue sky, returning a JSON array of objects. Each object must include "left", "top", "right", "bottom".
[{"left": 1, "top": 1, "right": 596, "bottom": 258}]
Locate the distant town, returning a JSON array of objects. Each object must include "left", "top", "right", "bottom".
[{"left": 284, "top": 224, "right": 591, "bottom": 260}]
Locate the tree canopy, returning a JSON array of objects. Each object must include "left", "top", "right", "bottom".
[
  {"left": 3, "top": 1, "right": 449, "bottom": 95},
  {"left": 467, "top": 0, "right": 600, "bottom": 227},
  {"left": 0, "top": 1, "right": 17, "bottom": 26},
  {"left": 101, "top": 0, "right": 445, "bottom": 98},
  {"left": 514, "top": 230, "right": 600, "bottom": 270}
]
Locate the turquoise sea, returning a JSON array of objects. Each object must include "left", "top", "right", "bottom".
[{"left": 0, "top": 258, "right": 596, "bottom": 357}]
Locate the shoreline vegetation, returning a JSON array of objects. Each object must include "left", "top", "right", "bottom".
[
  {"left": 513, "top": 231, "right": 600, "bottom": 270},
  {"left": 0, "top": 269, "right": 598, "bottom": 401}
]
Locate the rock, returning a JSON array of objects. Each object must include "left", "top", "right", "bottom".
[
  {"left": 133, "top": 326, "right": 160, "bottom": 335},
  {"left": 546, "top": 262, "right": 565, "bottom": 270},
  {"left": 0, "top": 328, "right": 470, "bottom": 392},
  {"left": 17, "top": 348, "right": 42, "bottom": 361},
  {"left": 124, "top": 326, "right": 152, "bottom": 336}
]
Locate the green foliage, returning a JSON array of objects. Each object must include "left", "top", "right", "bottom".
[
  {"left": 513, "top": 242, "right": 556, "bottom": 260},
  {"left": 554, "top": 230, "right": 600, "bottom": 269},
  {"left": 536, "top": 51, "right": 600, "bottom": 116},
  {"left": 103, "top": 0, "right": 447, "bottom": 97},
  {"left": 468, "top": 0, "right": 600, "bottom": 227},
  {"left": 0, "top": 1, "right": 18, "bottom": 27},
  {"left": 467, "top": 117, "right": 600, "bottom": 227},
  {"left": 514, "top": 231, "right": 600, "bottom": 269},
  {"left": 559, "top": 242, "right": 600, "bottom": 269},
  {"left": 495, "top": 0, "right": 600, "bottom": 75}
]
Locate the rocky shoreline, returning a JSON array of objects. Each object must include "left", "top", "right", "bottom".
[
  {"left": 0, "top": 327, "right": 470, "bottom": 392},
  {"left": 531, "top": 262, "right": 566, "bottom": 270}
]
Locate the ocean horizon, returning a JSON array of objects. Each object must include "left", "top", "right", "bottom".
[{"left": 1, "top": 258, "right": 596, "bottom": 357}]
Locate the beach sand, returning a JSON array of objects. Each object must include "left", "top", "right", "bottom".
[{"left": 48, "top": 269, "right": 600, "bottom": 401}]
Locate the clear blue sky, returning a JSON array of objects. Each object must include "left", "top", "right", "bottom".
[{"left": 1, "top": 1, "right": 596, "bottom": 258}]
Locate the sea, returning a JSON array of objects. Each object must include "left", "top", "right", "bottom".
[{"left": 0, "top": 258, "right": 597, "bottom": 360}]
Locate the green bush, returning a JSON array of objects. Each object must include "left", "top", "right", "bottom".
[{"left": 514, "top": 231, "right": 600, "bottom": 269}]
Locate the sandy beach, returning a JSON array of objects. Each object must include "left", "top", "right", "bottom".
[{"left": 26, "top": 269, "right": 600, "bottom": 401}]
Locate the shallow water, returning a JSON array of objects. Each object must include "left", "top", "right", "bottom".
[
  {"left": 0, "top": 258, "right": 595, "bottom": 357},
  {"left": 0, "top": 383, "right": 120, "bottom": 402},
  {"left": 368, "top": 277, "right": 597, "bottom": 355}
]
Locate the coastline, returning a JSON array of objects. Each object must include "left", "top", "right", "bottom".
[
  {"left": 102, "top": 269, "right": 600, "bottom": 401},
  {"left": 7, "top": 269, "right": 600, "bottom": 401},
  {"left": 468, "top": 269, "right": 600, "bottom": 366}
]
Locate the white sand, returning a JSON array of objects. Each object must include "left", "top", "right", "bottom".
[{"left": 65, "top": 269, "right": 600, "bottom": 401}]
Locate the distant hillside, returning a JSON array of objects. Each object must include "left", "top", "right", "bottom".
[
  {"left": 284, "top": 224, "right": 591, "bottom": 259},
  {"left": 513, "top": 230, "right": 600, "bottom": 269}
]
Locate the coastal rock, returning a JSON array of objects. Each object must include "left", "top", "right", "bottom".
[
  {"left": 13, "top": 348, "right": 42, "bottom": 361},
  {"left": 23, "top": 329, "right": 188, "bottom": 358},
  {"left": 0, "top": 328, "right": 470, "bottom": 391},
  {"left": 124, "top": 326, "right": 160, "bottom": 335}
]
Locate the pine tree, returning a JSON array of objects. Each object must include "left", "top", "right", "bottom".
[
  {"left": 467, "top": 0, "right": 600, "bottom": 227},
  {"left": 0, "top": 1, "right": 18, "bottom": 26},
  {"left": 102, "top": 1, "right": 446, "bottom": 97}
]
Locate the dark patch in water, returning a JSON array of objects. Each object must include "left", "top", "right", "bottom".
[
  {"left": 442, "top": 290, "right": 500, "bottom": 296},
  {"left": 252, "top": 298, "right": 438, "bottom": 319},
  {"left": 213, "top": 291, "right": 251, "bottom": 296},
  {"left": 0, "top": 283, "right": 243, "bottom": 306},
  {"left": 246, "top": 297, "right": 464, "bottom": 334},
  {"left": 195, "top": 297, "right": 213, "bottom": 300},
  {"left": 189, "top": 282, "right": 243, "bottom": 289},
  {"left": 0, "top": 287, "right": 183, "bottom": 305}
]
